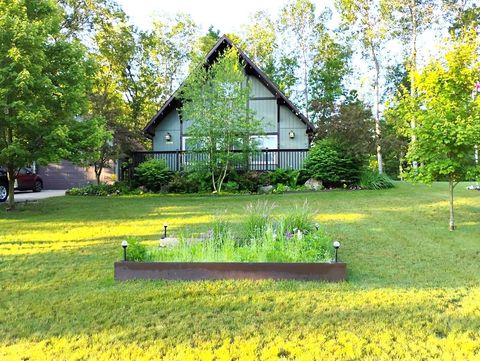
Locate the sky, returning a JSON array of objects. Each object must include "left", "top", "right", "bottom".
[
  {"left": 116, "top": 0, "right": 334, "bottom": 34},
  {"left": 115, "top": 0, "right": 440, "bottom": 104}
]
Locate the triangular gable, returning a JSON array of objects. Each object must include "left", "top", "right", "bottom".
[{"left": 143, "top": 35, "right": 315, "bottom": 137}]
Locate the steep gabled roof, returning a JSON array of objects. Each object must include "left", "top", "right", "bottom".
[{"left": 143, "top": 35, "right": 314, "bottom": 137}]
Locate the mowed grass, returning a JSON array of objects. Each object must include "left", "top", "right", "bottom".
[{"left": 0, "top": 182, "right": 479, "bottom": 360}]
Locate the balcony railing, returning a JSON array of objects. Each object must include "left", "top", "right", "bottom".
[{"left": 125, "top": 149, "right": 309, "bottom": 178}]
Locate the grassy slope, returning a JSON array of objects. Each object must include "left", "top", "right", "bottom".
[{"left": 0, "top": 182, "right": 479, "bottom": 360}]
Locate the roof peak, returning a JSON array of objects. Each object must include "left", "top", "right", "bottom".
[{"left": 143, "top": 34, "right": 314, "bottom": 137}]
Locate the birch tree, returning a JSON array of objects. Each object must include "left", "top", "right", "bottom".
[
  {"left": 180, "top": 49, "right": 261, "bottom": 193},
  {"left": 335, "top": 0, "right": 394, "bottom": 174},
  {"left": 279, "top": 0, "right": 317, "bottom": 118},
  {"left": 390, "top": 0, "right": 436, "bottom": 171}
]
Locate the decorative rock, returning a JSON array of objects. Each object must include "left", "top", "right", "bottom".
[
  {"left": 304, "top": 178, "right": 323, "bottom": 191},
  {"left": 159, "top": 237, "right": 179, "bottom": 248},
  {"left": 258, "top": 185, "right": 274, "bottom": 194}
]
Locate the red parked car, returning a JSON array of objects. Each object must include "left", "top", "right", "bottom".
[{"left": 0, "top": 167, "right": 43, "bottom": 203}]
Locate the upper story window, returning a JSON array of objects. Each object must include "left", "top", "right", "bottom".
[{"left": 251, "top": 135, "right": 277, "bottom": 150}]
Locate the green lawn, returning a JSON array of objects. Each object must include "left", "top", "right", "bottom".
[{"left": 0, "top": 182, "right": 479, "bottom": 360}]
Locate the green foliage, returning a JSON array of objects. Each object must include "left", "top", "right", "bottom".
[
  {"left": 0, "top": 0, "right": 92, "bottom": 207},
  {"left": 180, "top": 47, "right": 262, "bottom": 193},
  {"left": 267, "top": 169, "right": 299, "bottom": 187},
  {"left": 359, "top": 170, "right": 395, "bottom": 190},
  {"left": 124, "top": 238, "right": 149, "bottom": 262},
  {"left": 134, "top": 159, "right": 172, "bottom": 192},
  {"left": 67, "top": 117, "right": 112, "bottom": 183},
  {"left": 273, "top": 184, "right": 290, "bottom": 194},
  {"left": 222, "top": 181, "right": 239, "bottom": 192},
  {"left": 242, "top": 201, "right": 277, "bottom": 243},
  {"left": 283, "top": 202, "right": 316, "bottom": 234},
  {"left": 167, "top": 171, "right": 212, "bottom": 193},
  {"left": 387, "top": 31, "right": 480, "bottom": 229},
  {"left": 302, "top": 139, "right": 363, "bottom": 186},
  {"left": 66, "top": 182, "right": 140, "bottom": 196},
  {"left": 149, "top": 209, "right": 333, "bottom": 263},
  {"left": 315, "top": 94, "right": 374, "bottom": 160},
  {"left": 309, "top": 32, "right": 352, "bottom": 122}
]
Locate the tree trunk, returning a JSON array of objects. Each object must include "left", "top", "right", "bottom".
[
  {"left": 7, "top": 166, "right": 15, "bottom": 210},
  {"left": 302, "top": 47, "right": 309, "bottom": 120},
  {"left": 448, "top": 180, "right": 456, "bottom": 231},
  {"left": 371, "top": 45, "right": 383, "bottom": 174},
  {"left": 410, "top": 0, "right": 418, "bottom": 172},
  {"left": 95, "top": 164, "right": 103, "bottom": 185},
  {"left": 217, "top": 158, "right": 229, "bottom": 193}
]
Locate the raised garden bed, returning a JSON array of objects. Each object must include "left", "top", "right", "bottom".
[
  {"left": 114, "top": 201, "right": 347, "bottom": 282},
  {"left": 114, "top": 261, "right": 347, "bottom": 281}
]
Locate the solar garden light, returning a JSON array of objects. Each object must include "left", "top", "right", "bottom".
[
  {"left": 162, "top": 223, "right": 168, "bottom": 239},
  {"left": 333, "top": 240, "right": 341, "bottom": 263},
  {"left": 121, "top": 240, "right": 128, "bottom": 261}
]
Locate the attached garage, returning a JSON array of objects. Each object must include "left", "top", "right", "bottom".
[{"left": 37, "top": 160, "right": 114, "bottom": 190}]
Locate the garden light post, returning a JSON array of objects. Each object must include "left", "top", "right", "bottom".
[
  {"left": 122, "top": 240, "right": 128, "bottom": 261},
  {"left": 163, "top": 223, "right": 168, "bottom": 239},
  {"left": 333, "top": 240, "right": 341, "bottom": 263}
]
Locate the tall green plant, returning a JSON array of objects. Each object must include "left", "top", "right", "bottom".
[
  {"left": 388, "top": 31, "right": 480, "bottom": 230},
  {"left": 0, "top": 0, "right": 92, "bottom": 209},
  {"left": 180, "top": 48, "right": 262, "bottom": 193}
]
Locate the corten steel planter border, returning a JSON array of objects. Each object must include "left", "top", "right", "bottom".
[{"left": 114, "top": 261, "right": 347, "bottom": 282}]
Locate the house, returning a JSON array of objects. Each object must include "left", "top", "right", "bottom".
[{"left": 138, "top": 35, "right": 314, "bottom": 171}]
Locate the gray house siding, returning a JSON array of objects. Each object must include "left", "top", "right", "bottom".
[
  {"left": 143, "top": 36, "right": 314, "bottom": 171},
  {"left": 150, "top": 75, "right": 310, "bottom": 170},
  {"left": 279, "top": 105, "right": 309, "bottom": 149},
  {"left": 153, "top": 110, "right": 181, "bottom": 151}
]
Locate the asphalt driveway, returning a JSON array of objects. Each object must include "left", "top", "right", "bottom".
[{"left": 14, "top": 190, "right": 66, "bottom": 202}]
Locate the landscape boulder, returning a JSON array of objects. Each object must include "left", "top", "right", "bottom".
[
  {"left": 258, "top": 185, "right": 274, "bottom": 194},
  {"left": 304, "top": 178, "right": 323, "bottom": 191}
]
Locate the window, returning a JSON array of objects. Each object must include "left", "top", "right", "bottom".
[
  {"left": 251, "top": 135, "right": 277, "bottom": 150},
  {"left": 250, "top": 135, "right": 278, "bottom": 166}
]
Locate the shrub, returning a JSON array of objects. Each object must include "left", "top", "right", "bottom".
[
  {"left": 228, "top": 171, "right": 265, "bottom": 193},
  {"left": 166, "top": 171, "right": 214, "bottom": 193},
  {"left": 302, "top": 139, "right": 364, "bottom": 187},
  {"left": 283, "top": 202, "right": 316, "bottom": 234},
  {"left": 273, "top": 183, "right": 290, "bottom": 194},
  {"left": 124, "top": 238, "right": 149, "bottom": 261},
  {"left": 268, "top": 169, "right": 299, "bottom": 187},
  {"left": 359, "top": 170, "right": 395, "bottom": 190},
  {"left": 134, "top": 159, "right": 172, "bottom": 192},
  {"left": 66, "top": 182, "right": 139, "bottom": 196},
  {"left": 222, "top": 181, "right": 239, "bottom": 192},
  {"left": 242, "top": 201, "right": 277, "bottom": 243}
]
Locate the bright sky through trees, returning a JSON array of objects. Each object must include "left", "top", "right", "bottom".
[{"left": 116, "top": 0, "right": 442, "bottom": 102}]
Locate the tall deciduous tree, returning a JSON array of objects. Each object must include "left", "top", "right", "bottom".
[
  {"left": 0, "top": 0, "right": 91, "bottom": 209},
  {"left": 240, "top": 11, "right": 299, "bottom": 97},
  {"left": 442, "top": 0, "right": 480, "bottom": 37},
  {"left": 390, "top": 0, "right": 436, "bottom": 171},
  {"left": 68, "top": 117, "right": 112, "bottom": 185},
  {"left": 388, "top": 31, "right": 480, "bottom": 230},
  {"left": 180, "top": 49, "right": 261, "bottom": 193},
  {"left": 279, "top": 0, "right": 317, "bottom": 118},
  {"left": 241, "top": 11, "right": 277, "bottom": 74},
  {"left": 309, "top": 30, "right": 351, "bottom": 123},
  {"left": 141, "top": 14, "right": 198, "bottom": 101},
  {"left": 336, "top": 0, "right": 394, "bottom": 174}
]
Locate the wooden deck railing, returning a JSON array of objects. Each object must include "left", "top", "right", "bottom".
[{"left": 124, "top": 149, "right": 309, "bottom": 178}]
